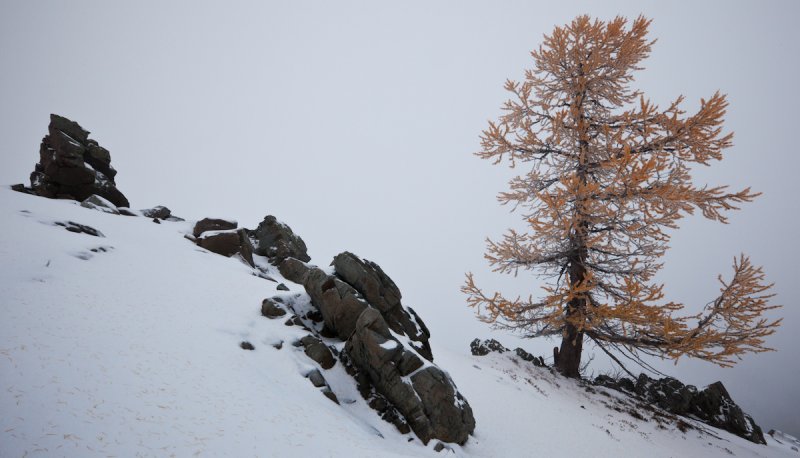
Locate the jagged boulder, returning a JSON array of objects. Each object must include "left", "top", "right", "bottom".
[
  {"left": 29, "top": 114, "right": 129, "bottom": 207},
  {"left": 345, "top": 308, "right": 475, "bottom": 444},
  {"left": 693, "top": 381, "right": 766, "bottom": 445},
  {"left": 303, "top": 267, "right": 369, "bottom": 339},
  {"left": 141, "top": 206, "right": 172, "bottom": 220},
  {"left": 333, "top": 252, "right": 432, "bottom": 361},
  {"left": 193, "top": 218, "right": 237, "bottom": 237},
  {"left": 196, "top": 230, "right": 241, "bottom": 257},
  {"left": 594, "top": 373, "right": 766, "bottom": 444},
  {"left": 470, "top": 338, "right": 508, "bottom": 356},
  {"left": 253, "top": 215, "right": 310, "bottom": 263}
]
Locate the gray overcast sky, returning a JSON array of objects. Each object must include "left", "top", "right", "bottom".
[{"left": 1, "top": 0, "right": 798, "bottom": 437}]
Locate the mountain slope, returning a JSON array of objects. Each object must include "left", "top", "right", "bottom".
[{"left": 0, "top": 188, "right": 793, "bottom": 457}]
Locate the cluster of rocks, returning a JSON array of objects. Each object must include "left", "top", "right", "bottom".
[
  {"left": 470, "top": 338, "right": 546, "bottom": 367},
  {"left": 13, "top": 114, "right": 129, "bottom": 207},
  {"left": 192, "top": 214, "right": 475, "bottom": 445},
  {"left": 593, "top": 373, "right": 766, "bottom": 444}
]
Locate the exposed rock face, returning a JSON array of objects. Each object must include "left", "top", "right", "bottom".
[
  {"left": 345, "top": 309, "right": 474, "bottom": 444},
  {"left": 593, "top": 373, "right": 766, "bottom": 444},
  {"left": 292, "top": 252, "right": 473, "bottom": 444},
  {"left": 470, "top": 338, "right": 546, "bottom": 367},
  {"left": 197, "top": 230, "right": 241, "bottom": 257},
  {"left": 193, "top": 218, "right": 237, "bottom": 237},
  {"left": 29, "top": 114, "right": 129, "bottom": 207},
  {"left": 253, "top": 215, "right": 310, "bottom": 263},
  {"left": 333, "top": 252, "right": 432, "bottom": 361}
]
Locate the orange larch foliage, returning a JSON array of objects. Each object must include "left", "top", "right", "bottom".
[{"left": 463, "top": 15, "right": 781, "bottom": 378}]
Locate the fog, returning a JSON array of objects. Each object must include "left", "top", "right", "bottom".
[{"left": 1, "top": 0, "right": 797, "bottom": 437}]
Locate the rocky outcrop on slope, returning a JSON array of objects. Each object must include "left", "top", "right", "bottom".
[
  {"left": 21, "top": 114, "right": 129, "bottom": 207},
  {"left": 593, "top": 373, "right": 766, "bottom": 444},
  {"left": 188, "top": 212, "right": 474, "bottom": 444},
  {"left": 470, "top": 338, "right": 546, "bottom": 367},
  {"left": 269, "top": 253, "right": 474, "bottom": 444},
  {"left": 253, "top": 215, "right": 310, "bottom": 263}
]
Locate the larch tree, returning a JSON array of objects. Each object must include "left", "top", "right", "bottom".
[{"left": 463, "top": 15, "right": 781, "bottom": 378}]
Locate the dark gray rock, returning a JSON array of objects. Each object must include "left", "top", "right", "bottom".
[
  {"left": 345, "top": 308, "right": 475, "bottom": 445},
  {"left": 469, "top": 338, "right": 508, "bottom": 356},
  {"left": 332, "top": 252, "right": 432, "bottom": 361},
  {"left": 594, "top": 373, "right": 766, "bottom": 444},
  {"left": 693, "top": 381, "right": 766, "bottom": 445},
  {"left": 196, "top": 230, "right": 241, "bottom": 257},
  {"left": 237, "top": 229, "right": 255, "bottom": 267},
  {"left": 141, "top": 206, "right": 171, "bottom": 220},
  {"left": 81, "top": 194, "right": 120, "bottom": 214},
  {"left": 277, "top": 283, "right": 289, "bottom": 291},
  {"left": 253, "top": 215, "right": 310, "bottom": 263},
  {"left": 261, "top": 297, "right": 287, "bottom": 318},
  {"left": 29, "top": 114, "right": 129, "bottom": 207},
  {"left": 307, "top": 369, "right": 327, "bottom": 388},
  {"left": 300, "top": 335, "right": 336, "bottom": 369},
  {"left": 54, "top": 221, "right": 103, "bottom": 237},
  {"left": 193, "top": 218, "right": 238, "bottom": 237},
  {"left": 303, "top": 267, "right": 369, "bottom": 340}
]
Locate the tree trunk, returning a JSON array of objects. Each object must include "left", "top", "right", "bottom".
[{"left": 556, "top": 299, "right": 584, "bottom": 377}]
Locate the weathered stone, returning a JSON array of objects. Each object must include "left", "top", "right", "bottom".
[
  {"left": 595, "top": 373, "right": 766, "bottom": 444},
  {"left": 141, "top": 206, "right": 171, "bottom": 220},
  {"left": 300, "top": 335, "right": 336, "bottom": 369},
  {"left": 307, "top": 369, "right": 327, "bottom": 388},
  {"left": 193, "top": 217, "right": 238, "bottom": 237},
  {"left": 81, "top": 194, "right": 119, "bottom": 215},
  {"left": 332, "top": 252, "right": 432, "bottom": 361},
  {"left": 322, "top": 388, "right": 339, "bottom": 404},
  {"left": 253, "top": 215, "right": 310, "bottom": 263},
  {"left": 29, "top": 114, "right": 129, "bottom": 207},
  {"left": 54, "top": 221, "right": 103, "bottom": 237},
  {"left": 470, "top": 338, "right": 508, "bottom": 356},
  {"left": 238, "top": 229, "right": 255, "bottom": 267},
  {"left": 197, "top": 230, "right": 240, "bottom": 257},
  {"left": 240, "top": 341, "right": 255, "bottom": 350},
  {"left": 278, "top": 257, "right": 312, "bottom": 284},
  {"left": 304, "top": 267, "right": 369, "bottom": 340},
  {"left": 261, "top": 297, "right": 288, "bottom": 318},
  {"left": 277, "top": 283, "right": 289, "bottom": 291},
  {"left": 345, "top": 308, "right": 475, "bottom": 445}
]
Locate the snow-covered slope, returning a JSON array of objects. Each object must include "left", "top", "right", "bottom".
[{"left": 0, "top": 188, "right": 793, "bottom": 457}]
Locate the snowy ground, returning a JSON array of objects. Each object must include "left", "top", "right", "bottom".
[{"left": 0, "top": 187, "right": 795, "bottom": 457}]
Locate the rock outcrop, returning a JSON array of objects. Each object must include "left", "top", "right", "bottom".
[
  {"left": 593, "top": 373, "right": 766, "bottom": 444},
  {"left": 253, "top": 215, "right": 310, "bottom": 263},
  {"left": 27, "top": 114, "right": 129, "bottom": 207},
  {"left": 277, "top": 252, "right": 474, "bottom": 445},
  {"left": 191, "top": 212, "right": 474, "bottom": 445}
]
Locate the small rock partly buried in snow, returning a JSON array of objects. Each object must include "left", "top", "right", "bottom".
[
  {"left": 141, "top": 206, "right": 172, "bottom": 220},
  {"left": 276, "top": 283, "right": 289, "bottom": 291},
  {"left": 81, "top": 194, "right": 120, "bottom": 214},
  {"left": 152, "top": 218, "right": 161, "bottom": 224},
  {"left": 240, "top": 341, "right": 255, "bottom": 350},
  {"left": 306, "top": 369, "right": 327, "bottom": 388},
  {"left": 261, "top": 297, "right": 287, "bottom": 318},
  {"left": 54, "top": 221, "right": 104, "bottom": 237},
  {"left": 469, "top": 338, "right": 508, "bottom": 356},
  {"left": 322, "top": 388, "right": 339, "bottom": 404},
  {"left": 300, "top": 335, "right": 336, "bottom": 369}
]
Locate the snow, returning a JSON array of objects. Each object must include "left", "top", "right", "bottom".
[{"left": 0, "top": 187, "right": 794, "bottom": 457}]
